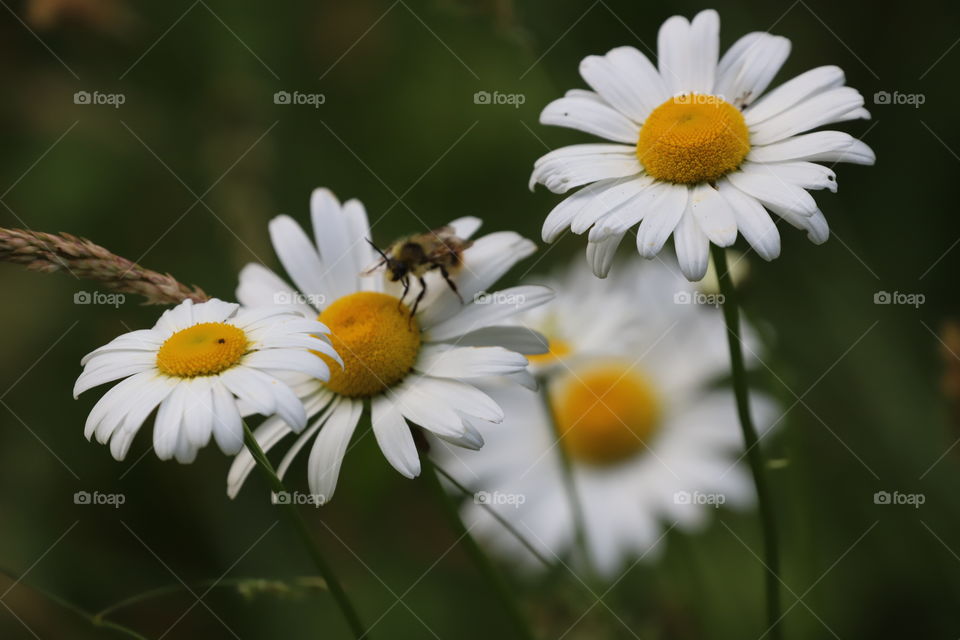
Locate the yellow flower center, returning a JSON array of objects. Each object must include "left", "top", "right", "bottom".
[
  {"left": 156, "top": 322, "right": 248, "bottom": 377},
  {"left": 550, "top": 361, "right": 661, "bottom": 466},
  {"left": 317, "top": 291, "right": 421, "bottom": 397},
  {"left": 636, "top": 94, "right": 750, "bottom": 184},
  {"left": 527, "top": 338, "right": 572, "bottom": 366}
]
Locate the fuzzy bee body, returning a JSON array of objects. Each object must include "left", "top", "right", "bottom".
[{"left": 364, "top": 226, "right": 473, "bottom": 318}]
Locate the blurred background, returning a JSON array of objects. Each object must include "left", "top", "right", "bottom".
[{"left": 0, "top": 0, "right": 957, "bottom": 637}]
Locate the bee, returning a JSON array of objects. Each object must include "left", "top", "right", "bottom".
[{"left": 364, "top": 226, "right": 473, "bottom": 318}]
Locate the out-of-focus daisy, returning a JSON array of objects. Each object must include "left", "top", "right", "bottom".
[
  {"left": 531, "top": 9, "right": 875, "bottom": 281},
  {"left": 436, "top": 258, "right": 777, "bottom": 577},
  {"left": 75, "top": 298, "right": 337, "bottom": 463},
  {"left": 227, "top": 188, "right": 552, "bottom": 504}
]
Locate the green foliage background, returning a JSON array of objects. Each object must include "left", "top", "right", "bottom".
[{"left": 0, "top": 0, "right": 957, "bottom": 637}]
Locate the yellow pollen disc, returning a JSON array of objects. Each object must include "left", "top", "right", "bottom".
[
  {"left": 527, "top": 338, "right": 572, "bottom": 366},
  {"left": 550, "top": 361, "right": 660, "bottom": 466},
  {"left": 156, "top": 322, "right": 248, "bottom": 378},
  {"left": 318, "top": 291, "right": 421, "bottom": 398},
  {"left": 637, "top": 94, "right": 750, "bottom": 184}
]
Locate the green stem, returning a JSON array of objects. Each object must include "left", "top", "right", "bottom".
[
  {"left": 0, "top": 565, "right": 147, "bottom": 639},
  {"left": 421, "top": 456, "right": 536, "bottom": 640},
  {"left": 710, "top": 246, "right": 782, "bottom": 640},
  {"left": 241, "top": 424, "right": 368, "bottom": 639},
  {"left": 537, "top": 386, "right": 595, "bottom": 579},
  {"left": 431, "top": 462, "right": 553, "bottom": 570},
  {"left": 95, "top": 576, "right": 327, "bottom": 620}
]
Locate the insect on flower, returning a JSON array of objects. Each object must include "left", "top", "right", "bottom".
[{"left": 364, "top": 226, "right": 473, "bottom": 317}]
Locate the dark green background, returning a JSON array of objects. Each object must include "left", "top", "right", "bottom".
[{"left": 1, "top": 0, "right": 957, "bottom": 637}]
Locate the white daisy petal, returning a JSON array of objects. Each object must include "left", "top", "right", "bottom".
[
  {"left": 570, "top": 175, "right": 655, "bottom": 235},
  {"left": 747, "top": 131, "right": 875, "bottom": 165},
  {"left": 744, "top": 65, "right": 845, "bottom": 126},
  {"left": 448, "top": 216, "right": 483, "bottom": 240},
  {"left": 540, "top": 94, "right": 639, "bottom": 144},
  {"left": 227, "top": 415, "right": 296, "bottom": 498},
  {"left": 530, "top": 144, "right": 642, "bottom": 194},
  {"left": 757, "top": 161, "right": 837, "bottom": 193},
  {"left": 727, "top": 165, "right": 818, "bottom": 218},
  {"left": 306, "top": 399, "right": 363, "bottom": 503},
  {"left": 426, "top": 286, "right": 555, "bottom": 341},
  {"left": 689, "top": 183, "right": 737, "bottom": 247},
  {"left": 714, "top": 32, "right": 791, "bottom": 108},
  {"left": 542, "top": 178, "right": 636, "bottom": 242},
  {"left": 635, "top": 183, "right": 689, "bottom": 258},
  {"left": 415, "top": 344, "right": 528, "bottom": 378},
  {"left": 750, "top": 86, "right": 865, "bottom": 145},
  {"left": 673, "top": 209, "right": 710, "bottom": 281},
  {"left": 311, "top": 188, "right": 362, "bottom": 300},
  {"left": 268, "top": 215, "right": 330, "bottom": 303},
  {"left": 579, "top": 47, "right": 667, "bottom": 122},
  {"left": 210, "top": 381, "right": 244, "bottom": 455},
  {"left": 446, "top": 326, "right": 548, "bottom": 355},
  {"left": 371, "top": 395, "right": 420, "bottom": 479},
  {"left": 718, "top": 180, "right": 781, "bottom": 261},
  {"left": 237, "top": 263, "right": 315, "bottom": 316},
  {"left": 589, "top": 179, "right": 673, "bottom": 240},
  {"left": 243, "top": 348, "right": 333, "bottom": 383},
  {"left": 276, "top": 397, "right": 339, "bottom": 480},
  {"left": 586, "top": 231, "right": 626, "bottom": 278}
]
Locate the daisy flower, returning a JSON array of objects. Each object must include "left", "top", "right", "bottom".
[
  {"left": 227, "top": 188, "right": 552, "bottom": 504},
  {"left": 75, "top": 298, "right": 338, "bottom": 463},
  {"left": 435, "top": 258, "right": 778, "bottom": 577},
  {"left": 531, "top": 8, "right": 876, "bottom": 281}
]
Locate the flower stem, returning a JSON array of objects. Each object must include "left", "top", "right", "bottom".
[
  {"left": 241, "top": 424, "right": 368, "bottom": 639},
  {"left": 0, "top": 565, "right": 147, "bottom": 639},
  {"left": 421, "top": 455, "right": 537, "bottom": 640},
  {"left": 535, "top": 386, "right": 596, "bottom": 581},
  {"left": 710, "top": 246, "right": 782, "bottom": 639}
]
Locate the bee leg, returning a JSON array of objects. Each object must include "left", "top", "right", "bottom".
[
  {"left": 409, "top": 276, "right": 428, "bottom": 322},
  {"left": 398, "top": 275, "right": 410, "bottom": 311},
  {"left": 439, "top": 265, "right": 464, "bottom": 304}
]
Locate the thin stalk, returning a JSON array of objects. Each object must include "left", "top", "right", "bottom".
[
  {"left": 710, "top": 246, "right": 782, "bottom": 639},
  {"left": 241, "top": 424, "right": 368, "bottom": 639},
  {"left": 421, "top": 455, "right": 536, "bottom": 640},
  {"left": 536, "top": 386, "right": 594, "bottom": 578},
  {"left": 0, "top": 565, "right": 147, "bottom": 639},
  {"left": 95, "top": 576, "right": 327, "bottom": 620},
  {"left": 431, "top": 461, "right": 553, "bottom": 569}
]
